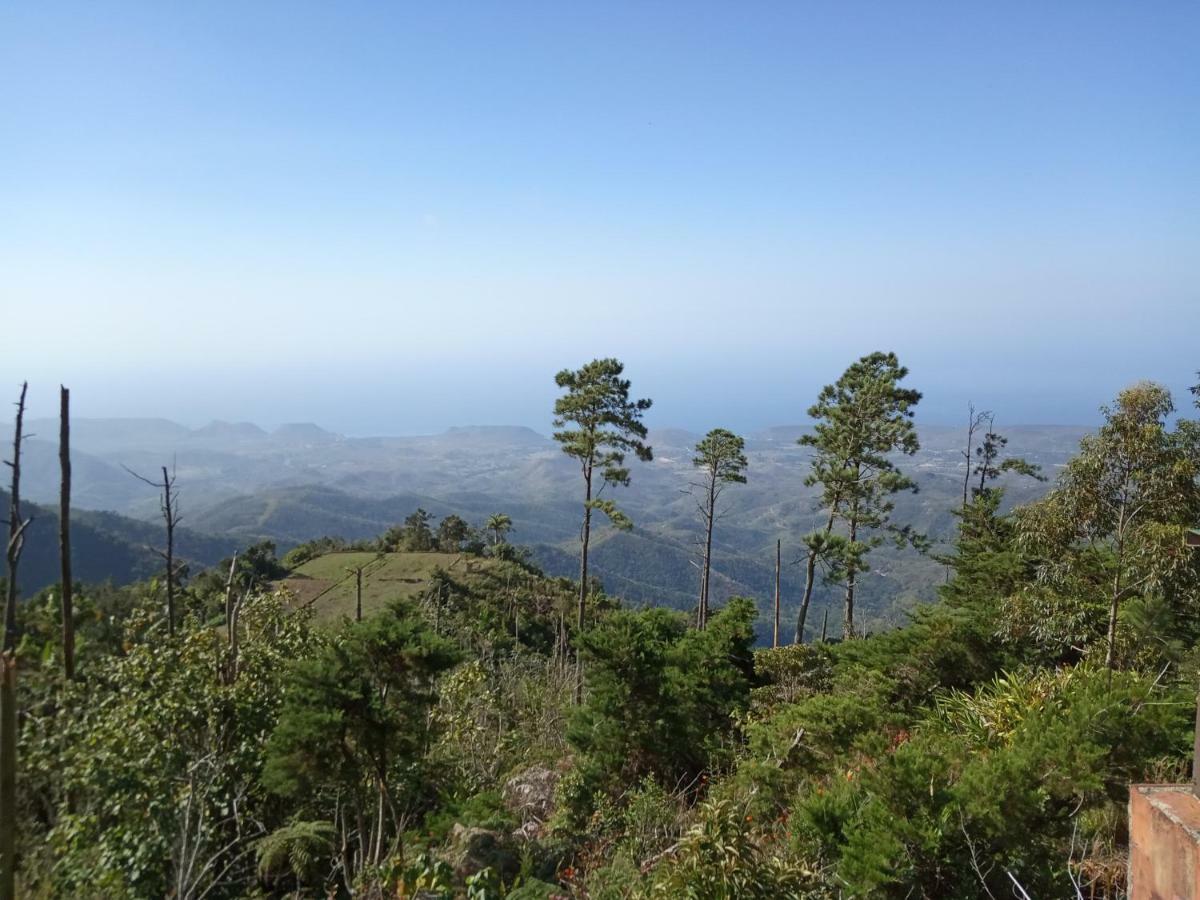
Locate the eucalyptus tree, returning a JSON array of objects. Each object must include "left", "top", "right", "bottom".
[
  {"left": 1019, "top": 382, "right": 1200, "bottom": 670},
  {"left": 552, "top": 358, "right": 652, "bottom": 700},
  {"left": 690, "top": 429, "right": 748, "bottom": 629},
  {"left": 796, "top": 352, "right": 922, "bottom": 641}
]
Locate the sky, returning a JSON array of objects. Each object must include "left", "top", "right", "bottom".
[{"left": 2, "top": 2, "right": 1198, "bottom": 435}]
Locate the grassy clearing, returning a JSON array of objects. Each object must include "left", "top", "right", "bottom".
[{"left": 277, "top": 550, "right": 491, "bottom": 623}]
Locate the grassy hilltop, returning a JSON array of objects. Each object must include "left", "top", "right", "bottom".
[{"left": 280, "top": 550, "right": 483, "bottom": 622}]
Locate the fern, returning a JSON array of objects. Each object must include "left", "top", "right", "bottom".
[{"left": 254, "top": 819, "right": 335, "bottom": 885}]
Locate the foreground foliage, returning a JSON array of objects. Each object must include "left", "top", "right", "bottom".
[{"left": 5, "top": 375, "right": 1200, "bottom": 897}]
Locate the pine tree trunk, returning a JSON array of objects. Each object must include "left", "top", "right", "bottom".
[
  {"left": 797, "top": 510, "right": 836, "bottom": 643},
  {"left": 59, "top": 387, "right": 74, "bottom": 680},
  {"left": 698, "top": 477, "right": 715, "bottom": 629},
  {"left": 844, "top": 516, "right": 858, "bottom": 640},
  {"left": 575, "top": 466, "right": 593, "bottom": 704}
]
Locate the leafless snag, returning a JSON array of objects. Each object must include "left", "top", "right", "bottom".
[
  {"left": 124, "top": 461, "right": 182, "bottom": 636},
  {"left": 59, "top": 386, "right": 75, "bottom": 679},
  {"left": 962, "top": 403, "right": 991, "bottom": 510},
  {"left": 773, "top": 539, "right": 781, "bottom": 648},
  {"left": 3, "top": 383, "right": 32, "bottom": 653},
  {"left": 2, "top": 381, "right": 32, "bottom": 900},
  {"left": 222, "top": 553, "right": 238, "bottom": 645},
  {"left": 227, "top": 587, "right": 249, "bottom": 684}
]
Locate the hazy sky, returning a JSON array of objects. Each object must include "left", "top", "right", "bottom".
[{"left": 3, "top": 2, "right": 1198, "bottom": 434}]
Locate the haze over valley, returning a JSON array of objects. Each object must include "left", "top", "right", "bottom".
[{"left": 8, "top": 412, "right": 1086, "bottom": 634}]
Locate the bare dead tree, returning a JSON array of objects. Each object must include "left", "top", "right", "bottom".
[
  {"left": 227, "top": 589, "right": 248, "bottom": 684},
  {"left": 2, "top": 381, "right": 32, "bottom": 900},
  {"left": 3, "top": 384, "right": 30, "bottom": 653},
  {"left": 820, "top": 606, "right": 829, "bottom": 643},
  {"left": 961, "top": 403, "right": 991, "bottom": 510},
  {"left": 772, "top": 539, "right": 781, "bottom": 648},
  {"left": 125, "top": 462, "right": 181, "bottom": 636},
  {"left": 59, "top": 386, "right": 75, "bottom": 680},
  {"left": 222, "top": 553, "right": 238, "bottom": 644}
]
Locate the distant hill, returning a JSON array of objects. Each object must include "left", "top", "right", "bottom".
[
  {"left": 0, "top": 488, "right": 240, "bottom": 597},
  {"left": 0, "top": 416, "right": 1091, "bottom": 631}
]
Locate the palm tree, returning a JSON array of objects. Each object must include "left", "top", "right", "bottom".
[{"left": 485, "top": 513, "right": 513, "bottom": 546}]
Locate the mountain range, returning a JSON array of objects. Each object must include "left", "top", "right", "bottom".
[{"left": 4, "top": 417, "right": 1089, "bottom": 635}]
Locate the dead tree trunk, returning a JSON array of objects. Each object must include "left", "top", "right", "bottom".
[
  {"left": 2, "top": 382, "right": 32, "bottom": 900},
  {"left": 223, "top": 553, "right": 238, "bottom": 644},
  {"left": 820, "top": 607, "right": 829, "bottom": 642},
  {"left": 59, "top": 387, "right": 74, "bottom": 680},
  {"left": 772, "top": 540, "right": 781, "bottom": 648},
  {"left": 125, "top": 464, "right": 180, "bottom": 636},
  {"left": 162, "top": 466, "right": 176, "bottom": 635},
  {"left": 961, "top": 404, "right": 989, "bottom": 510}
]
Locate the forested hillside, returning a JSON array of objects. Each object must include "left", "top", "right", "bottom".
[
  {"left": 4, "top": 417, "right": 1083, "bottom": 634},
  {"left": 0, "top": 489, "right": 237, "bottom": 596},
  {"left": 3, "top": 359, "right": 1199, "bottom": 898}
]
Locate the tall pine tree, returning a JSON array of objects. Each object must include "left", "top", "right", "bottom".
[
  {"left": 553, "top": 358, "right": 652, "bottom": 700},
  {"left": 796, "top": 352, "right": 922, "bottom": 640},
  {"left": 690, "top": 429, "right": 748, "bottom": 629}
]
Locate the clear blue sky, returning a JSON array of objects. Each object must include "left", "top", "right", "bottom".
[{"left": 3, "top": 2, "right": 1197, "bottom": 434}]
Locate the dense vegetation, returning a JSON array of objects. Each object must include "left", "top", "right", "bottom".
[{"left": 3, "top": 359, "right": 1200, "bottom": 898}]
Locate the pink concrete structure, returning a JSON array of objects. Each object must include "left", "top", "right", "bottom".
[{"left": 1129, "top": 785, "right": 1200, "bottom": 899}]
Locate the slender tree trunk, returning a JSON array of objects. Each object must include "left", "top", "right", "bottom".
[
  {"left": 796, "top": 510, "right": 836, "bottom": 644},
  {"left": 355, "top": 567, "right": 363, "bottom": 623},
  {"left": 3, "top": 384, "right": 27, "bottom": 651},
  {"left": 844, "top": 514, "right": 858, "bottom": 640},
  {"left": 1105, "top": 530, "right": 1125, "bottom": 671},
  {"left": 698, "top": 477, "right": 715, "bottom": 629},
  {"left": 575, "top": 465, "right": 593, "bottom": 704},
  {"left": 820, "top": 607, "right": 829, "bottom": 642},
  {"left": 229, "top": 592, "right": 242, "bottom": 682},
  {"left": 962, "top": 403, "right": 975, "bottom": 510},
  {"left": 353, "top": 795, "right": 366, "bottom": 880},
  {"left": 2, "top": 382, "right": 30, "bottom": 900},
  {"left": 373, "top": 784, "right": 385, "bottom": 865},
  {"left": 0, "top": 657, "right": 12, "bottom": 900},
  {"left": 772, "top": 539, "right": 781, "bottom": 648},
  {"left": 59, "top": 387, "right": 74, "bottom": 680},
  {"left": 162, "top": 466, "right": 176, "bottom": 637},
  {"left": 223, "top": 554, "right": 237, "bottom": 643}
]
